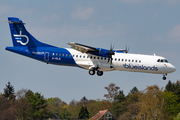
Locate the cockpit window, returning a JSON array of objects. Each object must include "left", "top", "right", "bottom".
[
  {"left": 164, "top": 59, "right": 169, "bottom": 63},
  {"left": 157, "top": 59, "right": 169, "bottom": 63}
]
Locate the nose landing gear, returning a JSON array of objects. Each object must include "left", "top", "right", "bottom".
[
  {"left": 163, "top": 76, "right": 166, "bottom": 80},
  {"left": 162, "top": 74, "right": 167, "bottom": 80}
]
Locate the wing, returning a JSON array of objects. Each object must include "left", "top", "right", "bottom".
[{"left": 67, "top": 42, "right": 98, "bottom": 53}]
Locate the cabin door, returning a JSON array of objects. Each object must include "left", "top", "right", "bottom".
[{"left": 44, "top": 52, "right": 49, "bottom": 61}]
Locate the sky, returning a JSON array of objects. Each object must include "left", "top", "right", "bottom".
[{"left": 0, "top": 0, "right": 180, "bottom": 104}]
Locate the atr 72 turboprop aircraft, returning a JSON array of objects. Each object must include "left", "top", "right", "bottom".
[{"left": 5, "top": 17, "right": 176, "bottom": 80}]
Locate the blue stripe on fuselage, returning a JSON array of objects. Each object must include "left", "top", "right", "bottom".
[{"left": 5, "top": 47, "right": 77, "bottom": 67}]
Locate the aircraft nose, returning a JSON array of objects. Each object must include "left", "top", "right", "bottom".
[{"left": 170, "top": 64, "right": 176, "bottom": 73}]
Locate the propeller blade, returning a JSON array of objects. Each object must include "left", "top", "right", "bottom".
[
  {"left": 125, "top": 45, "right": 130, "bottom": 53},
  {"left": 107, "top": 44, "right": 115, "bottom": 64},
  {"left": 110, "top": 58, "right": 112, "bottom": 65},
  {"left": 99, "top": 48, "right": 101, "bottom": 55}
]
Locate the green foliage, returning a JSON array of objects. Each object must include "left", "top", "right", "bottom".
[
  {"left": 81, "top": 96, "right": 88, "bottom": 103},
  {"left": 47, "top": 97, "right": 62, "bottom": 113},
  {"left": 78, "top": 106, "right": 89, "bottom": 119},
  {"left": 25, "top": 90, "right": 53, "bottom": 119},
  {"left": 174, "top": 113, "right": 180, "bottom": 120},
  {"left": 87, "top": 100, "right": 102, "bottom": 118},
  {"left": 58, "top": 104, "right": 71, "bottom": 120},
  {"left": 112, "top": 87, "right": 139, "bottom": 118},
  {"left": 166, "top": 80, "right": 175, "bottom": 92},
  {"left": 165, "top": 80, "right": 180, "bottom": 103},
  {"left": 164, "top": 91, "right": 180, "bottom": 116},
  {"left": 67, "top": 100, "right": 80, "bottom": 119},
  {"left": 114, "top": 90, "right": 126, "bottom": 102},
  {"left": 112, "top": 90, "right": 126, "bottom": 117}
]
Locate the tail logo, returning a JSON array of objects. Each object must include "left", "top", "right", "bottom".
[{"left": 14, "top": 30, "right": 29, "bottom": 45}]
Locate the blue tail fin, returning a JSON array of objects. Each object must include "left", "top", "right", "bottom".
[{"left": 8, "top": 17, "right": 54, "bottom": 48}]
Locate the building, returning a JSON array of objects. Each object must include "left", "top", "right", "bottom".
[{"left": 90, "top": 110, "right": 117, "bottom": 120}]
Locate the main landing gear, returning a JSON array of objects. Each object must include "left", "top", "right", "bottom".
[
  {"left": 162, "top": 74, "right": 167, "bottom": 80},
  {"left": 89, "top": 69, "right": 103, "bottom": 76}
]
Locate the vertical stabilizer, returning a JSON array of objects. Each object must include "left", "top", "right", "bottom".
[{"left": 7, "top": 17, "right": 55, "bottom": 48}]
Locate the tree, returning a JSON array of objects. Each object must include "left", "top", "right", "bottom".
[
  {"left": 174, "top": 113, "right": 180, "bottom": 120},
  {"left": 78, "top": 106, "right": 89, "bottom": 119},
  {"left": 165, "top": 80, "right": 180, "bottom": 103},
  {"left": 81, "top": 96, "right": 88, "bottom": 105},
  {"left": 58, "top": 104, "right": 71, "bottom": 119},
  {"left": 87, "top": 99, "right": 102, "bottom": 118},
  {"left": 104, "top": 83, "right": 120, "bottom": 102},
  {"left": 126, "top": 87, "right": 139, "bottom": 102},
  {"left": 68, "top": 100, "right": 79, "bottom": 119},
  {"left": 137, "top": 85, "right": 168, "bottom": 120},
  {"left": 112, "top": 90, "right": 126, "bottom": 117},
  {"left": 3, "top": 81, "right": 16, "bottom": 104},
  {"left": 0, "top": 94, "right": 10, "bottom": 111},
  {"left": 14, "top": 88, "right": 33, "bottom": 119},
  {"left": 119, "top": 103, "right": 139, "bottom": 120},
  {"left": 112, "top": 87, "right": 139, "bottom": 118},
  {"left": 101, "top": 99, "right": 113, "bottom": 112},
  {"left": 164, "top": 91, "right": 180, "bottom": 116},
  {"left": 165, "top": 80, "right": 175, "bottom": 92},
  {"left": 25, "top": 90, "right": 53, "bottom": 119},
  {"left": 47, "top": 97, "right": 62, "bottom": 113}
]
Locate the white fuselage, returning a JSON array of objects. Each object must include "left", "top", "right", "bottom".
[{"left": 67, "top": 48, "right": 176, "bottom": 74}]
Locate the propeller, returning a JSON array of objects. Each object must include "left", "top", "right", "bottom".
[
  {"left": 107, "top": 44, "right": 115, "bottom": 65},
  {"left": 99, "top": 48, "right": 101, "bottom": 55},
  {"left": 125, "top": 45, "right": 130, "bottom": 53}
]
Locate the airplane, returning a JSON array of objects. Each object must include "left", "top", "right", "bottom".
[{"left": 5, "top": 17, "right": 176, "bottom": 80}]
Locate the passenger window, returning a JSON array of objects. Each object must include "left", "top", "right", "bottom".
[
  {"left": 97, "top": 57, "right": 99, "bottom": 59},
  {"left": 139, "top": 60, "right": 141, "bottom": 63},
  {"left": 83, "top": 56, "right": 85, "bottom": 58},
  {"left": 80, "top": 55, "right": 81, "bottom": 58},
  {"left": 66, "top": 54, "right": 68, "bottom": 57},
  {"left": 62, "top": 54, "right": 64, "bottom": 56},
  {"left": 104, "top": 58, "right": 106, "bottom": 60},
  {"left": 52, "top": 53, "right": 54, "bottom": 56},
  {"left": 101, "top": 57, "right": 103, "bottom": 60},
  {"left": 135, "top": 60, "right": 137, "bottom": 62},
  {"left": 115, "top": 58, "right": 117, "bottom": 61},
  {"left": 56, "top": 53, "right": 58, "bottom": 56},
  {"left": 69, "top": 55, "right": 71, "bottom": 57},
  {"left": 59, "top": 54, "right": 61, "bottom": 56},
  {"left": 73, "top": 55, "right": 74, "bottom": 57},
  {"left": 87, "top": 56, "right": 89, "bottom": 58},
  {"left": 94, "top": 57, "right": 96, "bottom": 59},
  {"left": 76, "top": 55, "right": 78, "bottom": 57},
  {"left": 129, "top": 59, "right": 130, "bottom": 62},
  {"left": 122, "top": 59, "right": 124, "bottom": 61},
  {"left": 118, "top": 59, "right": 120, "bottom": 61},
  {"left": 132, "top": 60, "right": 134, "bottom": 62},
  {"left": 90, "top": 56, "right": 92, "bottom": 59},
  {"left": 125, "top": 59, "right": 127, "bottom": 62}
]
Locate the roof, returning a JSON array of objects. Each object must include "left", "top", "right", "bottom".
[{"left": 90, "top": 110, "right": 108, "bottom": 120}]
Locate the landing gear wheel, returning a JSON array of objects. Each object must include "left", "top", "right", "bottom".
[
  {"left": 89, "top": 70, "right": 95, "bottom": 75},
  {"left": 97, "top": 71, "right": 103, "bottom": 76},
  {"left": 163, "top": 76, "right": 166, "bottom": 80}
]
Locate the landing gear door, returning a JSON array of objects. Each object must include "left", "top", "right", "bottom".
[{"left": 44, "top": 52, "right": 49, "bottom": 61}]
